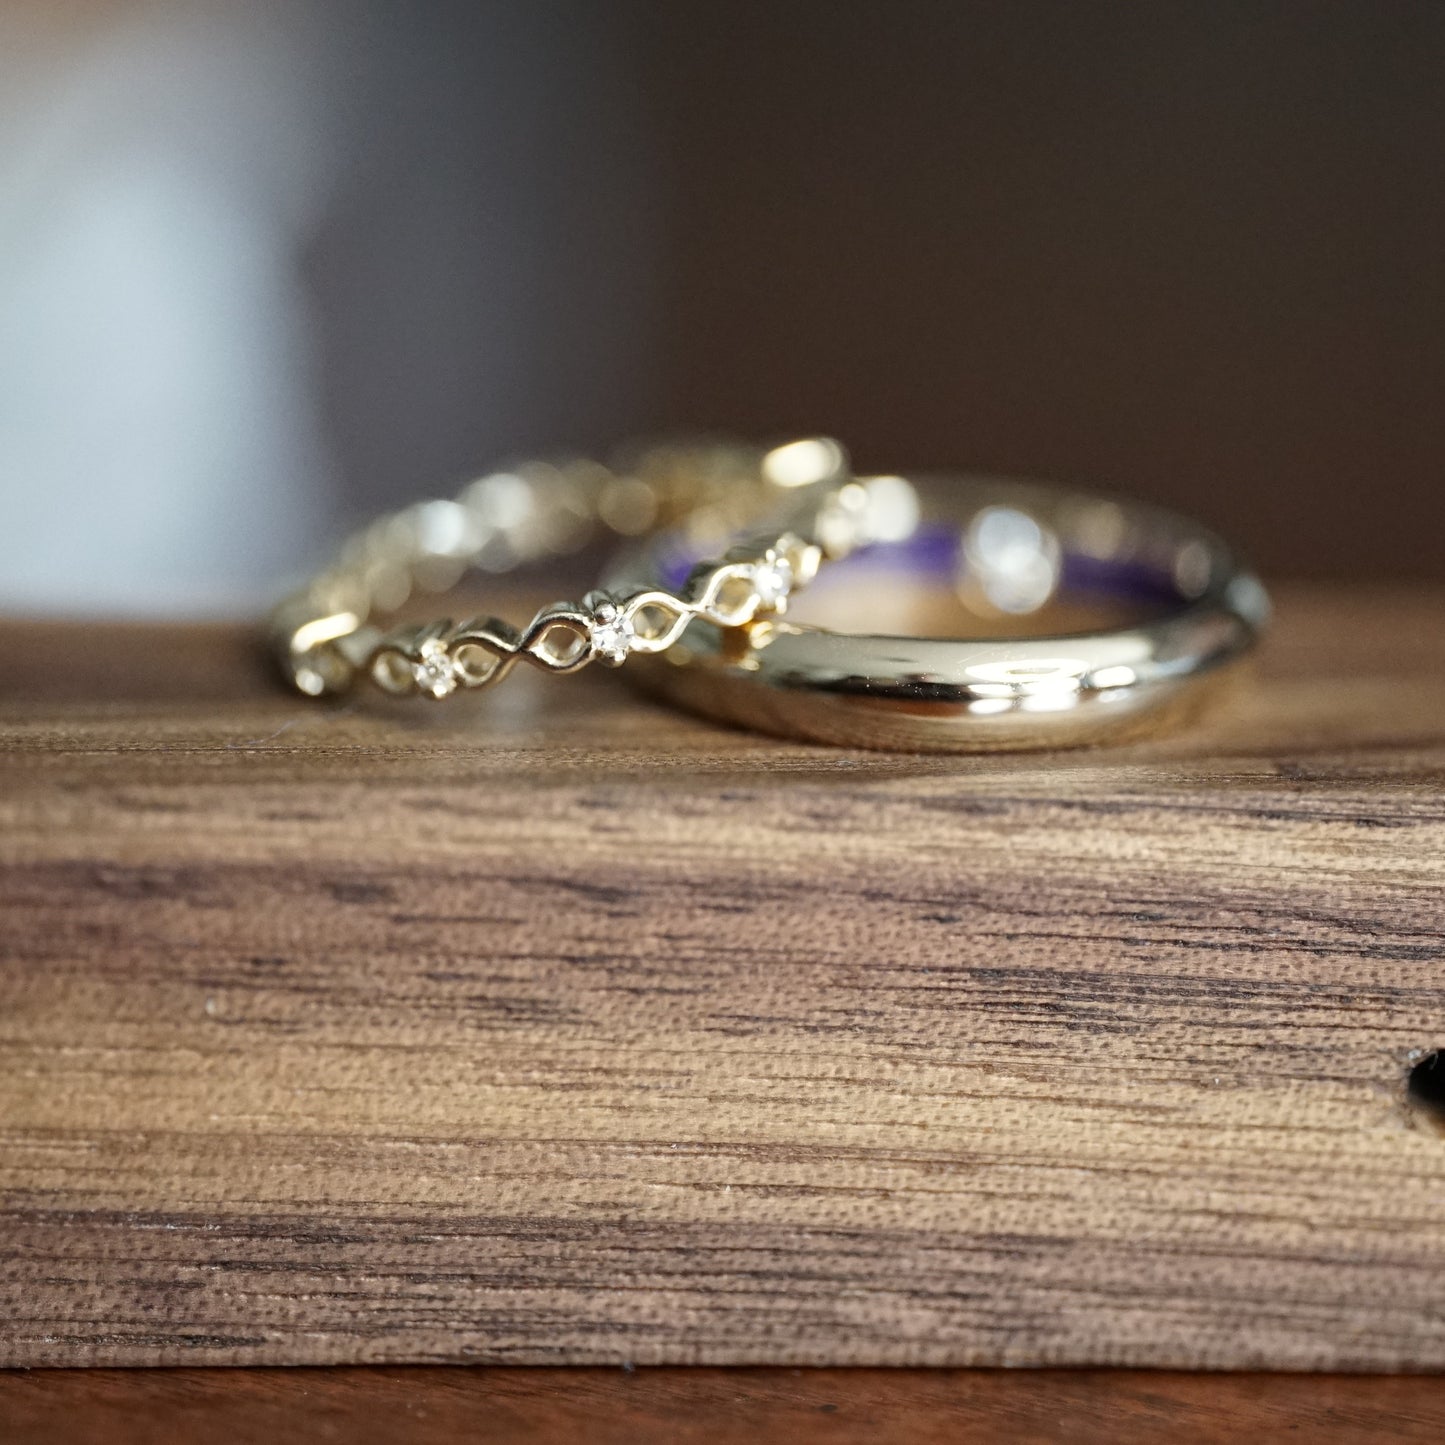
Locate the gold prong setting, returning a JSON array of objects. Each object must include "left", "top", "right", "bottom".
[
  {"left": 746, "top": 551, "right": 794, "bottom": 611},
  {"left": 588, "top": 600, "right": 636, "bottom": 666},
  {"left": 411, "top": 638, "right": 460, "bottom": 699}
]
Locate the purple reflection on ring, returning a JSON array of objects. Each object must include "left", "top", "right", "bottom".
[{"left": 659, "top": 522, "right": 1182, "bottom": 605}]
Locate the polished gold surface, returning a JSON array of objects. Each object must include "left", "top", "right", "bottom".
[
  {"left": 273, "top": 444, "right": 1266, "bottom": 752},
  {"left": 610, "top": 476, "right": 1269, "bottom": 752}
]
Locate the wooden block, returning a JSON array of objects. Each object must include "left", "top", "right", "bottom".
[
  {"left": 6, "top": 1366, "right": 1445, "bottom": 1444},
  {"left": 3, "top": 585, "right": 1445, "bottom": 1369}
]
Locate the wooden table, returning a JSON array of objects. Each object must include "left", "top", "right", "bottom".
[
  {"left": 3, "top": 1366, "right": 1445, "bottom": 1443},
  {"left": 3, "top": 589, "right": 1445, "bottom": 1389}
]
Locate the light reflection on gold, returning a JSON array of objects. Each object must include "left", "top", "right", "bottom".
[
  {"left": 961, "top": 505, "right": 1061, "bottom": 616},
  {"left": 857, "top": 475, "right": 921, "bottom": 542},
  {"left": 1174, "top": 539, "right": 1213, "bottom": 598},
  {"left": 1091, "top": 663, "right": 1137, "bottom": 690},
  {"left": 597, "top": 475, "right": 660, "bottom": 535},
  {"left": 1070, "top": 499, "right": 1129, "bottom": 560},
  {"left": 290, "top": 611, "right": 362, "bottom": 654},
  {"left": 762, "top": 438, "right": 846, "bottom": 489}
]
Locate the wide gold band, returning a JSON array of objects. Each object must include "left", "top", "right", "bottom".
[{"left": 606, "top": 474, "right": 1269, "bottom": 752}]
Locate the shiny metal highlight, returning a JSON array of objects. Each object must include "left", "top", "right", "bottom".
[{"left": 609, "top": 475, "right": 1269, "bottom": 752}]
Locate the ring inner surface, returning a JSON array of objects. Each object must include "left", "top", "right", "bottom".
[{"left": 785, "top": 520, "right": 1196, "bottom": 640}]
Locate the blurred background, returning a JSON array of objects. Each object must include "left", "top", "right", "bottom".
[{"left": 2, "top": 0, "right": 1441, "bottom": 616}]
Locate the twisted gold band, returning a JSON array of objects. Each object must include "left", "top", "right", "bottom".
[{"left": 270, "top": 439, "right": 847, "bottom": 700}]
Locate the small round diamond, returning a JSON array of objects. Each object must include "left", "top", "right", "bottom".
[
  {"left": 590, "top": 605, "right": 636, "bottom": 664},
  {"left": 412, "top": 641, "right": 458, "bottom": 698},
  {"left": 751, "top": 555, "right": 794, "bottom": 609}
]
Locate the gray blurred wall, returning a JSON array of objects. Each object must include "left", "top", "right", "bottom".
[
  {"left": 2, "top": 2, "right": 1441, "bottom": 617},
  {"left": 0, "top": 0, "right": 657, "bottom": 615}
]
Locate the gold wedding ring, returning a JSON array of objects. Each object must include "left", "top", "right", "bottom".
[
  {"left": 269, "top": 439, "right": 848, "bottom": 700},
  {"left": 272, "top": 441, "right": 1266, "bottom": 752},
  {"left": 607, "top": 473, "right": 1269, "bottom": 752}
]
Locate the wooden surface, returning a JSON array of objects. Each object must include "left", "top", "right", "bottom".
[
  {"left": 4, "top": 1367, "right": 1445, "bottom": 1445},
  {"left": 4, "top": 586, "right": 1445, "bottom": 1369}
]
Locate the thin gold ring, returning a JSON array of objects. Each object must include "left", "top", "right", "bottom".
[{"left": 269, "top": 439, "right": 848, "bottom": 700}]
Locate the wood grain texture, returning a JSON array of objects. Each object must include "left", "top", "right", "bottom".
[
  {"left": 5, "top": 1367, "right": 1445, "bottom": 1445},
  {"left": 3, "top": 585, "right": 1445, "bottom": 1369}
]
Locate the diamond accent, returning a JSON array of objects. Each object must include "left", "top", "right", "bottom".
[
  {"left": 750, "top": 555, "right": 794, "bottom": 609},
  {"left": 590, "top": 603, "right": 636, "bottom": 664},
  {"left": 412, "top": 640, "right": 458, "bottom": 698}
]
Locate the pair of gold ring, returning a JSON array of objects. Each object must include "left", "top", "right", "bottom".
[{"left": 270, "top": 438, "right": 1268, "bottom": 752}]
